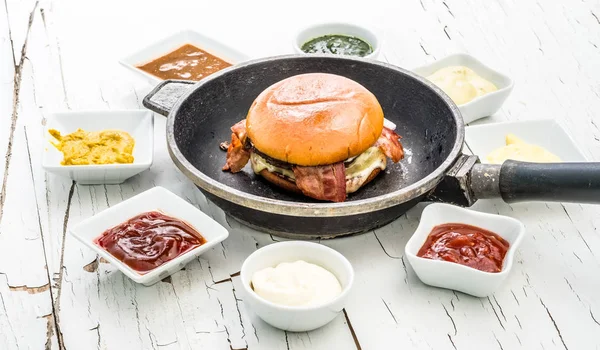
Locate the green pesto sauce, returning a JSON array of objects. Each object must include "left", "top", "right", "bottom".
[{"left": 301, "top": 34, "right": 373, "bottom": 57}]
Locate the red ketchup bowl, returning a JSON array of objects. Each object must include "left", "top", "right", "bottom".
[
  {"left": 70, "top": 186, "right": 229, "bottom": 286},
  {"left": 405, "top": 203, "right": 525, "bottom": 297}
]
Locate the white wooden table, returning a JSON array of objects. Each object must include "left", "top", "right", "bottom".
[{"left": 2, "top": 0, "right": 600, "bottom": 349}]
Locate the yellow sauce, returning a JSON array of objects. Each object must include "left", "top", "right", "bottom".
[
  {"left": 486, "top": 134, "right": 561, "bottom": 164},
  {"left": 427, "top": 66, "right": 498, "bottom": 105},
  {"left": 49, "top": 128, "right": 135, "bottom": 165}
]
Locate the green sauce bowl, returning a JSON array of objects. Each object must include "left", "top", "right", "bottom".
[{"left": 293, "top": 22, "right": 380, "bottom": 60}]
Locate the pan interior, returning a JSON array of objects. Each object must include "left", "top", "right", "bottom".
[{"left": 173, "top": 57, "right": 458, "bottom": 203}]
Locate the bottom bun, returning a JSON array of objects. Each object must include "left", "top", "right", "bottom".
[{"left": 258, "top": 167, "right": 382, "bottom": 195}]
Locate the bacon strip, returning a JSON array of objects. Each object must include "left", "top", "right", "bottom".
[
  {"left": 376, "top": 127, "right": 404, "bottom": 163},
  {"left": 293, "top": 162, "right": 346, "bottom": 202},
  {"left": 222, "top": 119, "right": 251, "bottom": 173}
]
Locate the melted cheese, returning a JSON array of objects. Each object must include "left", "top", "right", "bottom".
[
  {"left": 250, "top": 152, "right": 296, "bottom": 179},
  {"left": 345, "top": 147, "right": 387, "bottom": 193},
  {"left": 250, "top": 147, "right": 387, "bottom": 193}
]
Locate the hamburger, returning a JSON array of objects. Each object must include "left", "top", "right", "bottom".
[{"left": 222, "top": 73, "right": 404, "bottom": 202}]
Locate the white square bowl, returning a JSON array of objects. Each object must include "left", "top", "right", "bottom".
[
  {"left": 42, "top": 110, "right": 154, "bottom": 185},
  {"left": 412, "top": 53, "right": 514, "bottom": 124},
  {"left": 70, "top": 186, "right": 229, "bottom": 286},
  {"left": 405, "top": 203, "right": 525, "bottom": 297},
  {"left": 120, "top": 29, "right": 250, "bottom": 83},
  {"left": 465, "top": 119, "right": 587, "bottom": 163}
]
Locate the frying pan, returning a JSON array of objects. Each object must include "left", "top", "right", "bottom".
[{"left": 143, "top": 55, "right": 600, "bottom": 239}]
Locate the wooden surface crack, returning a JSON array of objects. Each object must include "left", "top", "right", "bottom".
[
  {"left": 372, "top": 230, "right": 400, "bottom": 259},
  {"left": 443, "top": 26, "right": 451, "bottom": 40},
  {"left": 169, "top": 283, "right": 190, "bottom": 347},
  {"left": 0, "top": 0, "right": 39, "bottom": 227},
  {"left": 51, "top": 180, "right": 75, "bottom": 350},
  {"left": 83, "top": 257, "right": 99, "bottom": 273},
  {"left": 55, "top": 38, "right": 70, "bottom": 109},
  {"left": 89, "top": 324, "right": 101, "bottom": 350},
  {"left": 217, "top": 297, "right": 224, "bottom": 319},
  {"left": 381, "top": 298, "right": 398, "bottom": 324},
  {"left": 284, "top": 331, "right": 290, "bottom": 350},
  {"left": 419, "top": 42, "right": 430, "bottom": 56},
  {"left": 442, "top": 303, "right": 457, "bottom": 336},
  {"left": 442, "top": 1, "right": 454, "bottom": 18},
  {"left": 0, "top": 290, "right": 18, "bottom": 346},
  {"left": 493, "top": 332, "right": 504, "bottom": 350},
  {"left": 487, "top": 297, "right": 506, "bottom": 330},
  {"left": 492, "top": 296, "right": 507, "bottom": 322},
  {"left": 447, "top": 334, "right": 457, "bottom": 350},
  {"left": 510, "top": 290, "right": 520, "bottom": 306},
  {"left": 231, "top": 284, "right": 247, "bottom": 346},
  {"left": 540, "top": 297, "right": 569, "bottom": 350},
  {"left": 342, "top": 309, "right": 362, "bottom": 350},
  {"left": 8, "top": 283, "right": 49, "bottom": 294},
  {"left": 400, "top": 256, "right": 408, "bottom": 284},
  {"left": 514, "top": 315, "right": 522, "bottom": 330},
  {"left": 132, "top": 87, "right": 141, "bottom": 108},
  {"left": 145, "top": 325, "right": 158, "bottom": 350},
  {"left": 590, "top": 308, "right": 600, "bottom": 327},
  {"left": 43, "top": 314, "right": 54, "bottom": 350},
  {"left": 561, "top": 204, "right": 594, "bottom": 255},
  {"left": 564, "top": 277, "right": 582, "bottom": 302},
  {"left": 251, "top": 323, "right": 259, "bottom": 343},
  {"left": 592, "top": 11, "right": 599, "bottom": 25}
]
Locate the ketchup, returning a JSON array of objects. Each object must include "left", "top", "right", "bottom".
[
  {"left": 416, "top": 223, "right": 510, "bottom": 273},
  {"left": 94, "top": 211, "right": 206, "bottom": 273}
]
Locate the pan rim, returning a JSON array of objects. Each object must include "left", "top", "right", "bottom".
[{"left": 165, "top": 54, "right": 464, "bottom": 217}]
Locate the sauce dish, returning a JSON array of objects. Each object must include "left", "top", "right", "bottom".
[
  {"left": 465, "top": 119, "right": 588, "bottom": 163},
  {"left": 120, "top": 30, "right": 250, "bottom": 83},
  {"left": 293, "top": 22, "right": 380, "bottom": 60},
  {"left": 412, "top": 53, "right": 514, "bottom": 124},
  {"left": 240, "top": 241, "right": 354, "bottom": 332},
  {"left": 405, "top": 203, "right": 525, "bottom": 297},
  {"left": 42, "top": 110, "right": 154, "bottom": 185},
  {"left": 70, "top": 186, "right": 229, "bottom": 286}
]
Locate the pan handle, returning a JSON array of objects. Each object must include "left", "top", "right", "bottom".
[
  {"left": 142, "top": 79, "right": 196, "bottom": 116},
  {"left": 471, "top": 160, "right": 600, "bottom": 204}
]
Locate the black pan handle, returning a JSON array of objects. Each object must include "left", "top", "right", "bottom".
[
  {"left": 142, "top": 79, "right": 196, "bottom": 116},
  {"left": 471, "top": 160, "right": 600, "bottom": 204}
]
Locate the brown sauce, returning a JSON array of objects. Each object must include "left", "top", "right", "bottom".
[{"left": 136, "top": 44, "right": 232, "bottom": 81}]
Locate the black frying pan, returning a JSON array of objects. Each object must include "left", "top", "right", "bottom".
[{"left": 143, "top": 55, "right": 600, "bottom": 239}]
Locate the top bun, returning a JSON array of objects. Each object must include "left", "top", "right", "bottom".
[{"left": 246, "top": 73, "right": 384, "bottom": 166}]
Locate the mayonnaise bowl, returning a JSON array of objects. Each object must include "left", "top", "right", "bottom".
[
  {"left": 240, "top": 241, "right": 354, "bottom": 332},
  {"left": 412, "top": 53, "right": 514, "bottom": 124}
]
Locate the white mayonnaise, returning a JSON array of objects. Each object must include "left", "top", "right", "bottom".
[{"left": 251, "top": 260, "right": 342, "bottom": 307}]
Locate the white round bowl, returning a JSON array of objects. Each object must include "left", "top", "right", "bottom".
[
  {"left": 293, "top": 22, "right": 380, "bottom": 60},
  {"left": 240, "top": 241, "right": 354, "bottom": 332}
]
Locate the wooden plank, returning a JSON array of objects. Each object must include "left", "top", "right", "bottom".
[{"left": 0, "top": 1, "right": 61, "bottom": 349}]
